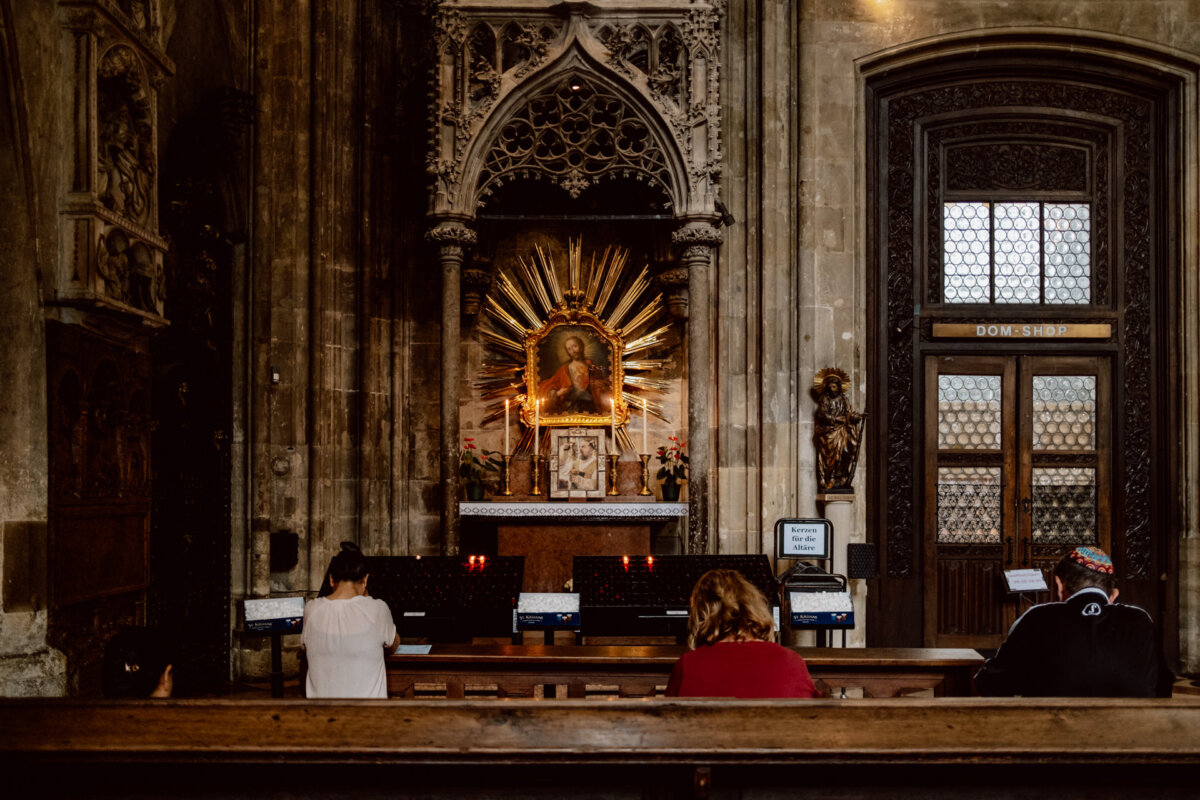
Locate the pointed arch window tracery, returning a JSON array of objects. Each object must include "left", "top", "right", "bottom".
[{"left": 476, "top": 75, "right": 674, "bottom": 205}]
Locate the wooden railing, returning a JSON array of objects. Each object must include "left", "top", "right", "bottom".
[
  {"left": 1, "top": 697, "right": 1197, "bottom": 796},
  {"left": 385, "top": 645, "right": 985, "bottom": 698}
]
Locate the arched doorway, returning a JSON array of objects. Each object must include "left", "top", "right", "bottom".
[{"left": 865, "top": 36, "right": 1183, "bottom": 653}]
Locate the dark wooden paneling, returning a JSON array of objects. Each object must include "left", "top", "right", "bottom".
[
  {"left": 867, "top": 48, "right": 1180, "bottom": 649},
  {"left": 936, "top": 554, "right": 1005, "bottom": 642}
]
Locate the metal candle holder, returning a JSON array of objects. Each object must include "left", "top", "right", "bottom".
[
  {"left": 606, "top": 454, "right": 621, "bottom": 496},
  {"left": 637, "top": 454, "right": 653, "bottom": 496},
  {"left": 498, "top": 454, "right": 513, "bottom": 496},
  {"left": 530, "top": 454, "right": 544, "bottom": 496}
]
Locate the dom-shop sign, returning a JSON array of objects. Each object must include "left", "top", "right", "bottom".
[{"left": 932, "top": 323, "right": 1111, "bottom": 340}]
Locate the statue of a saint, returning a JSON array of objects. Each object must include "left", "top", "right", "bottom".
[{"left": 813, "top": 367, "right": 865, "bottom": 493}]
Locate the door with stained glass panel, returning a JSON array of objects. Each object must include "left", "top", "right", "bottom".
[{"left": 924, "top": 355, "right": 1110, "bottom": 648}]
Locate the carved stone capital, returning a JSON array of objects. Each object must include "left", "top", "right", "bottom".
[
  {"left": 461, "top": 267, "right": 493, "bottom": 318},
  {"left": 426, "top": 222, "right": 477, "bottom": 254},
  {"left": 671, "top": 221, "right": 723, "bottom": 250},
  {"left": 656, "top": 267, "right": 690, "bottom": 320}
]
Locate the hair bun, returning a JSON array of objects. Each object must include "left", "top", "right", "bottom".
[{"left": 340, "top": 541, "right": 360, "bottom": 553}]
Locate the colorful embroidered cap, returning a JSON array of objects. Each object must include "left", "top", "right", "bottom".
[{"left": 1067, "top": 545, "right": 1114, "bottom": 575}]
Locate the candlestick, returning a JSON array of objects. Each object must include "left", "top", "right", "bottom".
[
  {"left": 504, "top": 399, "right": 510, "bottom": 456},
  {"left": 498, "top": 454, "right": 512, "bottom": 496},
  {"left": 606, "top": 453, "right": 621, "bottom": 496},
  {"left": 641, "top": 398, "right": 648, "bottom": 455},
  {"left": 637, "top": 454, "right": 653, "bottom": 496},
  {"left": 530, "top": 453, "right": 544, "bottom": 496},
  {"left": 609, "top": 397, "right": 618, "bottom": 454}
]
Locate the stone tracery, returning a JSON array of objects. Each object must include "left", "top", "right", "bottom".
[
  {"left": 426, "top": 0, "right": 723, "bottom": 216},
  {"left": 476, "top": 75, "right": 674, "bottom": 204}
]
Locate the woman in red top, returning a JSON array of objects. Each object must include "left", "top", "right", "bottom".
[{"left": 665, "top": 568, "right": 818, "bottom": 698}]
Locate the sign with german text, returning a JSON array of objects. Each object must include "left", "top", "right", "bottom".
[
  {"left": 933, "top": 323, "right": 1112, "bottom": 340},
  {"left": 776, "top": 518, "right": 832, "bottom": 560}
]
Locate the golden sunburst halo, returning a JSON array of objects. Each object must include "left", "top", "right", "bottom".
[{"left": 475, "top": 237, "right": 674, "bottom": 453}]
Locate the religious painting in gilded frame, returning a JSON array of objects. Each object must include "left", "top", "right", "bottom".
[
  {"left": 525, "top": 310, "right": 625, "bottom": 429},
  {"left": 549, "top": 427, "right": 607, "bottom": 499}
]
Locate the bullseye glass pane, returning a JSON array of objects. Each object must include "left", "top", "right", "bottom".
[
  {"left": 1032, "top": 375, "right": 1096, "bottom": 451},
  {"left": 1043, "top": 204, "right": 1091, "bottom": 304},
  {"left": 937, "top": 467, "right": 1002, "bottom": 544},
  {"left": 1032, "top": 467, "right": 1097, "bottom": 544},
  {"left": 994, "top": 202, "right": 1040, "bottom": 303},
  {"left": 937, "top": 374, "right": 1002, "bottom": 450},
  {"left": 943, "top": 202, "right": 990, "bottom": 303}
]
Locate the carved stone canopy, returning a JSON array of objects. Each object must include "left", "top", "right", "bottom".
[
  {"left": 56, "top": 1, "right": 175, "bottom": 328},
  {"left": 426, "top": 0, "right": 724, "bottom": 220}
]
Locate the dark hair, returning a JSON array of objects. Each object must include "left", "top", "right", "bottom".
[
  {"left": 102, "top": 627, "right": 171, "bottom": 698},
  {"left": 1053, "top": 550, "right": 1116, "bottom": 597},
  {"left": 328, "top": 541, "right": 368, "bottom": 584},
  {"left": 686, "top": 569, "right": 774, "bottom": 649}
]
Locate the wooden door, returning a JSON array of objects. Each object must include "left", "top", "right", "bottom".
[{"left": 924, "top": 355, "right": 1110, "bottom": 648}]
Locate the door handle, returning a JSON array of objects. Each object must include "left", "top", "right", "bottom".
[{"left": 1019, "top": 497, "right": 1032, "bottom": 514}]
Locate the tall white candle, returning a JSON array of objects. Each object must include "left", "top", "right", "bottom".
[
  {"left": 610, "top": 397, "right": 617, "bottom": 454},
  {"left": 504, "top": 399, "right": 510, "bottom": 456},
  {"left": 642, "top": 398, "right": 648, "bottom": 454},
  {"left": 534, "top": 399, "right": 540, "bottom": 454}
]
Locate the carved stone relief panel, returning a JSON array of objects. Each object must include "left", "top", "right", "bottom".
[
  {"left": 425, "top": 1, "right": 724, "bottom": 217},
  {"left": 55, "top": 1, "right": 173, "bottom": 326}
]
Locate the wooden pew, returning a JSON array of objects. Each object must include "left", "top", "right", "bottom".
[
  {"left": 385, "top": 644, "right": 984, "bottom": 698},
  {"left": 0, "top": 698, "right": 1197, "bottom": 797}
]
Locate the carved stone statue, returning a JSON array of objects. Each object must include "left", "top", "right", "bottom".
[{"left": 813, "top": 367, "right": 865, "bottom": 494}]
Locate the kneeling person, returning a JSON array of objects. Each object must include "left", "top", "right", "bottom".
[{"left": 975, "top": 546, "right": 1172, "bottom": 697}]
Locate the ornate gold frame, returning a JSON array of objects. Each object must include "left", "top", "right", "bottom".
[{"left": 524, "top": 309, "right": 628, "bottom": 429}]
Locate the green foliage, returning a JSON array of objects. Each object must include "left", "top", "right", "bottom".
[
  {"left": 460, "top": 438, "right": 501, "bottom": 483},
  {"left": 655, "top": 436, "right": 688, "bottom": 487}
]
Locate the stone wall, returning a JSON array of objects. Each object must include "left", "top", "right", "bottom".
[
  {"left": 0, "top": 0, "right": 68, "bottom": 695},
  {"left": 1, "top": 0, "right": 1198, "bottom": 691}
]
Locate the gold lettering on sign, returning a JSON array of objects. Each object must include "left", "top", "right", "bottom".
[{"left": 932, "top": 323, "right": 1112, "bottom": 339}]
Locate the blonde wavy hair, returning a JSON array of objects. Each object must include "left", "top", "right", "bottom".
[{"left": 686, "top": 568, "right": 775, "bottom": 649}]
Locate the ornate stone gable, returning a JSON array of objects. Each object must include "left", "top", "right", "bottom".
[
  {"left": 425, "top": 0, "right": 723, "bottom": 218},
  {"left": 54, "top": 1, "right": 174, "bottom": 326}
]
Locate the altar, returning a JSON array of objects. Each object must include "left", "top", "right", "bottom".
[{"left": 459, "top": 501, "right": 688, "bottom": 593}]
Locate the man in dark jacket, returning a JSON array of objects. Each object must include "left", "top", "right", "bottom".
[{"left": 975, "top": 546, "right": 1173, "bottom": 697}]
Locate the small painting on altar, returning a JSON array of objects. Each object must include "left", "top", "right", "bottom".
[{"left": 549, "top": 427, "right": 606, "bottom": 499}]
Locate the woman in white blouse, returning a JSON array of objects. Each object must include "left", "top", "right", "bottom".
[{"left": 302, "top": 542, "right": 400, "bottom": 698}]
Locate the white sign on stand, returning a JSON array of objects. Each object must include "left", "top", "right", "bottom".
[
  {"left": 776, "top": 519, "right": 832, "bottom": 561},
  {"left": 1004, "top": 569, "right": 1049, "bottom": 594}
]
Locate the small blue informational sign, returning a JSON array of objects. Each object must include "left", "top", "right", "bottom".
[
  {"left": 516, "top": 593, "right": 581, "bottom": 630},
  {"left": 790, "top": 610, "right": 855, "bottom": 628},
  {"left": 775, "top": 518, "right": 833, "bottom": 560},
  {"left": 244, "top": 596, "right": 305, "bottom": 633}
]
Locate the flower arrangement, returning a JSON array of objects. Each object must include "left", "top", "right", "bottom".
[
  {"left": 655, "top": 436, "right": 689, "bottom": 487},
  {"left": 460, "top": 437, "right": 501, "bottom": 484}
]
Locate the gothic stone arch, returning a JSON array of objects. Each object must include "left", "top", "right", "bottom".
[{"left": 425, "top": 0, "right": 724, "bottom": 219}]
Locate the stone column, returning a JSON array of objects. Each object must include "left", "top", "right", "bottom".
[
  {"left": 426, "top": 220, "right": 476, "bottom": 555},
  {"left": 672, "top": 221, "right": 724, "bottom": 554},
  {"left": 819, "top": 493, "right": 865, "bottom": 647}
]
